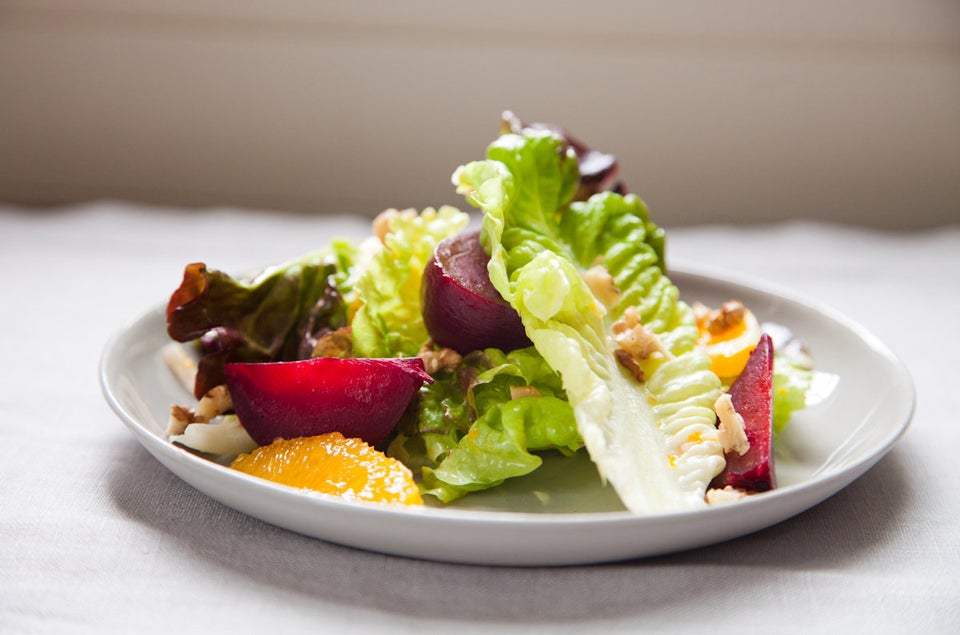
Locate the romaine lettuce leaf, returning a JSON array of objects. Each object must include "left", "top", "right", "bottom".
[
  {"left": 350, "top": 207, "right": 469, "bottom": 358},
  {"left": 453, "top": 129, "right": 725, "bottom": 513}
]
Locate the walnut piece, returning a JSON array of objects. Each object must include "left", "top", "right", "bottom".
[
  {"left": 195, "top": 385, "right": 233, "bottom": 421},
  {"left": 705, "top": 486, "right": 749, "bottom": 505},
  {"left": 614, "top": 349, "right": 645, "bottom": 382},
  {"left": 611, "top": 306, "right": 672, "bottom": 361},
  {"left": 312, "top": 326, "right": 353, "bottom": 359},
  {"left": 168, "top": 405, "right": 200, "bottom": 436},
  {"left": 167, "top": 385, "right": 233, "bottom": 436},
  {"left": 418, "top": 339, "right": 462, "bottom": 374},
  {"left": 582, "top": 264, "right": 620, "bottom": 307},
  {"left": 704, "top": 300, "right": 747, "bottom": 335},
  {"left": 714, "top": 393, "right": 750, "bottom": 456}
]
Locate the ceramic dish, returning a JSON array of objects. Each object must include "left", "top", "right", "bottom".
[{"left": 100, "top": 264, "right": 914, "bottom": 566}]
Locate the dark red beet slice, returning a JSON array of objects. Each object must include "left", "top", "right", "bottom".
[
  {"left": 224, "top": 357, "right": 432, "bottom": 446},
  {"left": 420, "top": 231, "right": 532, "bottom": 355},
  {"left": 711, "top": 333, "right": 777, "bottom": 492}
]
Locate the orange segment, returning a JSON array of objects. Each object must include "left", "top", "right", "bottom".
[{"left": 230, "top": 432, "right": 423, "bottom": 506}]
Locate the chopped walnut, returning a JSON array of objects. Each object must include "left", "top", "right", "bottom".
[
  {"left": 372, "top": 208, "right": 417, "bottom": 244},
  {"left": 168, "top": 404, "right": 201, "bottom": 436},
  {"left": 705, "top": 486, "right": 749, "bottom": 505},
  {"left": 582, "top": 264, "right": 620, "bottom": 307},
  {"left": 418, "top": 339, "right": 462, "bottom": 374},
  {"left": 614, "top": 349, "right": 645, "bottom": 382},
  {"left": 704, "top": 300, "right": 747, "bottom": 335},
  {"left": 611, "top": 306, "right": 672, "bottom": 361},
  {"left": 168, "top": 385, "right": 233, "bottom": 436},
  {"left": 714, "top": 393, "right": 750, "bottom": 456},
  {"left": 312, "top": 326, "right": 353, "bottom": 359},
  {"left": 195, "top": 385, "right": 233, "bottom": 421}
]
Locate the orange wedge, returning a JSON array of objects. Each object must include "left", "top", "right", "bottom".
[{"left": 230, "top": 432, "right": 422, "bottom": 506}]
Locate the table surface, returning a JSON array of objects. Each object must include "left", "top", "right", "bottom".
[{"left": 2, "top": 202, "right": 958, "bottom": 634}]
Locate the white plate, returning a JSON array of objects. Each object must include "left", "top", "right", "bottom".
[{"left": 100, "top": 263, "right": 914, "bottom": 566}]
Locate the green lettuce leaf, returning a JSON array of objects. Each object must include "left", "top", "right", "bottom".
[
  {"left": 773, "top": 350, "right": 814, "bottom": 434},
  {"left": 350, "top": 207, "right": 469, "bottom": 358},
  {"left": 453, "top": 129, "right": 725, "bottom": 513},
  {"left": 388, "top": 347, "right": 580, "bottom": 502}
]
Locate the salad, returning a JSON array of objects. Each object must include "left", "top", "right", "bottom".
[{"left": 163, "top": 112, "right": 815, "bottom": 515}]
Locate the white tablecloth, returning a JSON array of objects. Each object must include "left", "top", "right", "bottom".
[{"left": 2, "top": 202, "right": 957, "bottom": 633}]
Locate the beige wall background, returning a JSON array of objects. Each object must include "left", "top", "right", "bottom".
[{"left": 2, "top": 1, "right": 958, "bottom": 228}]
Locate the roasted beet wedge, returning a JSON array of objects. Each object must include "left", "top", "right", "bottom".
[
  {"left": 420, "top": 231, "right": 532, "bottom": 355},
  {"left": 711, "top": 333, "right": 777, "bottom": 492},
  {"left": 224, "top": 357, "right": 432, "bottom": 446}
]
